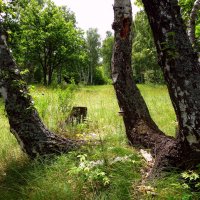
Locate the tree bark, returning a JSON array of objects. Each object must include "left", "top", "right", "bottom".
[
  {"left": 0, "top": 29, "right": 83, "bottom": 158},
  {"left": 90, "top": 63, "right": 93, "bottom": 85},
  {"left": 188, "top": 0, "right": 200, "bottom": 48},
  {"left": 43, "top": 66, "right": 47, "bottom": 85},
  {"left": 57, "top": 65, "right": 62, "bottom": 84},
  {"left": 112, "top": 0, "right": 170, "bottom": 154},
  {"left": 142, "top": 0, "right": 200, "bottom": 151},
  {"left": 112, "top": 0, "right": 200, "bottom": 172},
  {"left": 47, "top": 66, "right": 53, "bottom": 85}
]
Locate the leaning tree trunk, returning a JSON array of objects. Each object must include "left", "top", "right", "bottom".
[
  {"left": 112, "top": 0, "right": 162, "bottom": 146},
  {"left": 112, "top": 0, "right": 175, "bottom": 166},
  {"left": 0, "top": 29, "right": 83, "bottom": 158},
  {"left": 112, "top": 0, "right": 200, "bottom": 172}
]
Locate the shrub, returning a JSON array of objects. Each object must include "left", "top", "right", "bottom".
[
  {"left": 94, "top": 66, "right": 110, "bottom": 85},
  {"left": 144, "top": 70, "right": 164, "bottom": 84}
]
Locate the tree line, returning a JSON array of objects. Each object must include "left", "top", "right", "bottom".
[
  {"left": 1, "top": 0, "right": 111, "bottom": 86},
  {"left": 1, "top": 0, "right": 199, "bottom": 86}
]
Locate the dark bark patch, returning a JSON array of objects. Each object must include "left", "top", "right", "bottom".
[
  {"left": 120, "top": 18, "right": 130, "bottom": 39},
  {"left": 66, "top": 106, "right": 87, "bottom": 125},
  {"left": 192, "top": 82, "right": 197, "bottom": 89}
]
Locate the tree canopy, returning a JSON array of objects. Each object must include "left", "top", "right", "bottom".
[
  {"left": 132, "top": 11, "right": 163, "bottom": 83},
  {"left": 101, "top": 31, "right": 114, "bottom": 79},
  {"left": 1, "top": 0, "right": 93, "bottom": 85}
]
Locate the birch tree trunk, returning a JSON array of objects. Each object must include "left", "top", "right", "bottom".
[
  {"left": 0, "top": 28, "right": 83, "bottom": 158},
  {"left": 112, "top": 0, "right": 200, "bottom": 172},
  {"left": 142, "top": 0, "right": 200, "bottom": 151},
  {"left": 188, "top": 0, "right": 200, "bottom": 48},
  {"left": 112, "top": 0, "right": 166, "bottom": 149}
]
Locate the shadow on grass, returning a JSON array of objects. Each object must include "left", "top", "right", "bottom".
[
  {"left": 0, "top": 151, "right": 85, "bottom": 200},
  {"left": 0, "top": 158, "right": 51, "bottom": 200},
  {"left": 0, "top": 143, "right": 144, "bottom": 200}
]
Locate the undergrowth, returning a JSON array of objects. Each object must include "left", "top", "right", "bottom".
[{"left": 0, "top": 84, "right": 199, "bottom": 199}]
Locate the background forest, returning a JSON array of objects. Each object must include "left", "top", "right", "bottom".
[{"left": 1, "top": 0, "right": 199, "bottom": 86}]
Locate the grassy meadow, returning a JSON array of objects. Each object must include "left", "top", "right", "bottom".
[{"left": 0, "top": 84, "right": 199, "bottom": 200}]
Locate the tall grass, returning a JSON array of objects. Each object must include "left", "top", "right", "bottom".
[
  {"left": 74, "top": 85, "right": 176, "bottom": 137},
  {"left": 0, "top": 84, "right": 198, "bottom": 200},
  {"left": 30, "top": 84, "right": 76, "bottom": 132},
  {"left": 138, "top": 84, "right": 176, "bottom": 136},
  {"left": 0, "top": 99, "right": 25, "bottom": 175}
]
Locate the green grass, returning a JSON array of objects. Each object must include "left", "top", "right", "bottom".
[
  {"left": 0, "top": 84, "right": 198, "bottom": 199},
  {"left": 138, "top": 84, "right": 176, "bottom": 136}
]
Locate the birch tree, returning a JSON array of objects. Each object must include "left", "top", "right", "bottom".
[{"left": 112, "top": 0, "right": 200, "bottom": 173}]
